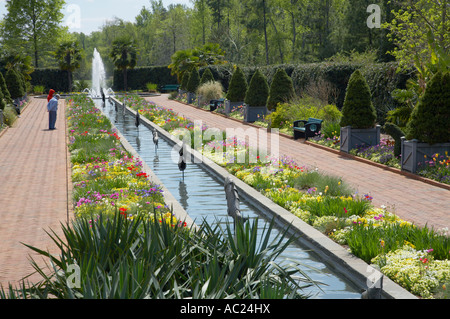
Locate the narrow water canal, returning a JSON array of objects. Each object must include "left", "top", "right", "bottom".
[{"left": 99, "top": 98, "right": 361, "bottom": 299}]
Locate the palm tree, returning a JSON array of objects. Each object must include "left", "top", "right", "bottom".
[
  {"left": 54, "top": 40, "right": 84, "bottom": 92},
  {"left": 109, "top": 37, "right": 138, "bottom": 91}
]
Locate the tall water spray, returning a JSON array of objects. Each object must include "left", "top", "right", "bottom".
[{"left": 92, "top": 48, "right": 106, "bottom": 97}]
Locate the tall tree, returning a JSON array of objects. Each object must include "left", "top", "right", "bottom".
[
  {"left": 384, "top": 0, "right": 450, "bottom": 70},
  {"left": 54, "top": 40, "right": 84, "bottom": 92},
  {"left": 0, "top": 0, "right": 66, "bottom": 68},
  {"left": 109, "top": 37, "right": 138, "bottom": 91}
]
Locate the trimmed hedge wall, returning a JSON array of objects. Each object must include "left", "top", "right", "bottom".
[
  {"left": 199, "top": 62, "right": 414, "bottom": 124},
  {"left": 113, "top": 66, "right": 178, "bottom": 91},
  {"left": 30, "top": 68, "right": 70, "bottom": 93}
]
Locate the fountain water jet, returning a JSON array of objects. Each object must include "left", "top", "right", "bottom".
[{"left": 92, "top": 48, "right": 106, "bottom": 97}]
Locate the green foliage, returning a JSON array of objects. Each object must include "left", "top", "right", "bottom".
[
  {"left": 110, "top": 37, "right": 138, "bottom": 90},
  {"left": 146, "top": 83, "right": 158, "bottom": 92},
  {"left": 293, "top": 171, "right": 354, "bottom": 197},
  {"left": 209, "top": 62, "right": 412, "bottom": 124},
  {"left": 406, "top": 71, "right": 450, "bottom": 144},
  {"left": 2, "top": 106, "right": 18, "bottom": 126},
  {"left": 226, "top": 66, "right": 248, "bottom": 102},
  {"left": 267, "top": 96, "right": 341, "bottom": 129},
  {"left": 346, "top": 222, "right": 450, "bottom": 265},
  {"left": 1, "top": 214, "right": 315, "bottom": 299},
  {"left": 169, "top": 43, "right": 226, "bottom": 82},
  {"left": 385, "top": 1, "right": 450, "bottom": 72},
  {"left": 1, "top": 0, "right": 66, "bottom": 67},
  {"left": 54, "top": 40, "right": 84, "bottom": 92},
  {"left": 29, "top": 68, "right": 70, "bottom": 93},
  {"left": 187, "top": 68, "right": 200, "bottom": 93},
  {"left": 383, "top": 122, "right": 405, "bottom": 157},
  {"left": 200, "top": 68, "right": 214, "bottom": 85},
  {"left": 0, "top": 72, "right": 12, "bottom": 104},
  {"left": 244, "top": 69, "right": 269, "bottom": 107},
  {"left": 180, "top": 71, "right": 190, "bottom": 91},
  {"left": 267, "top": 68, "right": 295, "bottom": 111},
  {"left": 0, "top": 89, "right": 6, "bottom": 111},
  {"left": 197, "top": 81, "right": 223, "bottom": 104},
  {"left": 5, "top": 69, "right": 24, "bottom": 99},
  {"left": 113, "top": 66, "right": 177, "bottom": 91},
  {"left": 340, "top": 70, "right": 377, "bottom": 129},
  {"left": 33, "top": 85, "right": 45, "bottom": 95}
]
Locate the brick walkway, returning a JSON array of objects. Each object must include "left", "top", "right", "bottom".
[
  {"left": 145, "top": 95, "right": 450, "bottom": 232},
  {"left": 0, "top": 97, "right": 69, "bottom": 288}
]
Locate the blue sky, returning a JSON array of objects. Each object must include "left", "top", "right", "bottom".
[{"left": 0, "top": 0, "right": 192, "bottom": 35}]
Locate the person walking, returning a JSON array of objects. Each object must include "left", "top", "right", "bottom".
[{"left": 47, "top": 94, "right": 60, "bottom": 130}]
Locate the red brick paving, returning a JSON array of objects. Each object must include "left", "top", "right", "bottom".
[
  {"left": 145, "top": 95, "right": 450, "bottom": 232},
  {"left": 0, "top": 97, "right": 69, "bottom": 288}
]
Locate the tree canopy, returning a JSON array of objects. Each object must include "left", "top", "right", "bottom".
[{"left": 0, "top": 0, "right": 66, "bottom": 68}]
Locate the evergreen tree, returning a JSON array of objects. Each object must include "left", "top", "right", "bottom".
[
  {"left": 244, "top": 69, "right": 269, "bottom": 107},
  {"left": 226, "top": 66, "right": 248, "bottom": 102},
  {"left": 200, "top": 68, "right": 215, "bottom": 85},
  {"left": 406, "top": 72, "right": 450, "bottom": 144},
  {"left": 180, "top": 71, "right": 190, "bottom": 91},
  {"left": 0, "top": 89, "right": 6, "bottom": 111},
  {"left": 0, "top": 72, "right": 12, "bottom": 104},
  {"left": 266, "top": 68, "right": 294, "bottom": 111},
  {"left": 5, "top": 69, "right": 25, "bottom": 100},
  {"left": 340, "top": 69, "right": 376, "bottom": 129},
  {"left": 187, "top": 68, "right": 201, "bottom": 93}
]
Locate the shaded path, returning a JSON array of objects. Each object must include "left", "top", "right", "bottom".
[
  {"left": 145, "top": 94, "right": 450, "bottom": 232},
  {"left": 0, "top": 97, "right": 69, "bottom": 287}
]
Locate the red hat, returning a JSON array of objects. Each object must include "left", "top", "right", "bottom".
[{"left": 47, "top": 89, "right": 55, "bottom": 102}]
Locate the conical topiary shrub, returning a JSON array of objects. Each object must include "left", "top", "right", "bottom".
[
  {"left": 180, "top": 71, "right": 190, "bottom": 91},
  {"left": 226, "top": 66, "right": 248, "bottom": 102},
  {"left": 6, "top": 69, "right": 25, "bottom": 100},
  {"left": 200, "top": 68, "right": 215, "bottom": 85},
  {"left": 187, "top": 68, "right": 200, "bottom": 94},
  {"left": 0, "top": 89, "right": 6, "bottom": 111},
  {"left": 244, "top": 69, "right": 269, "bottom": 107},
  {"left": 267, "top": 68, "right": 295, "bottom": 111},
  {"left": 405, "top": 71, "right": 450, "bottom": 144},
  {"left": 0, "top": 72, "right": 12, "bottom": 104},
  {"left": 340, "top": 69, "right": 377, "bottom": 129},
  {"left": 243, "top": 69, "right": 269, "bottom": 122}
]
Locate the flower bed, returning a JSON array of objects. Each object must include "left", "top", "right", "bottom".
[
  {"left": 67, "top": 95, "right": 184, "bottom": 226},
  {"left": 119, "top": 94, "right": 450, "bottom": 298}
]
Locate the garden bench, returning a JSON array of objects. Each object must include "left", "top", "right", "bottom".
[
  {"left": 160, "top": 84, "right": 180, "bottom": 93},
  {"left": 293, "top": 117, "right": 323, "bottom": 140},
  {"left": 209, "top": 98, "right": 225, "bottom": 112}
]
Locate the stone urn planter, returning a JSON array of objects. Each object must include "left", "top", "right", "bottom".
[
  {"left": 244, "top": 104, "right": 267, "bottom": 123},
  {"left": 225, "top": 100, "right": 244, "bottom": 114},
  {"left": 340, "top": 125, "right": 381, "bottom": 153},
  {"left": 400, "top": 138, "right": 450, "bottom": 174}
]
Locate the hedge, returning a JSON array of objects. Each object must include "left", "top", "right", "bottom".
[
  {"left": 199, "top": 62, "right": 414, "bottom": 124},
  {"left": 113, "top": 66, "right": 178, "bottom": 91},
  {"left": 30, "top": 68, "right": 70, "bottom": 93}
]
